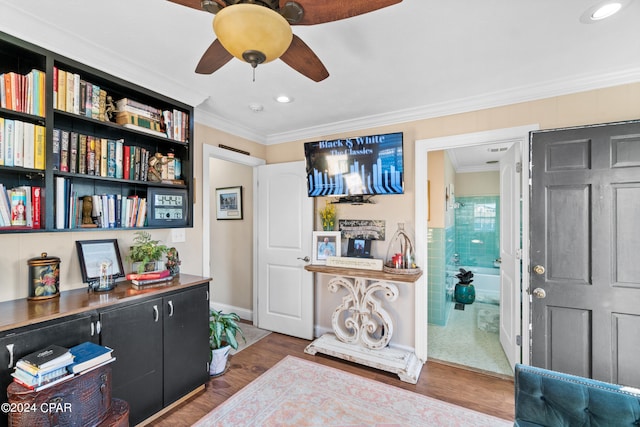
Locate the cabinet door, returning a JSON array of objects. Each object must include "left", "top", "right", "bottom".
[
  {"left": 0, "top": 313, "right": 95, "bottom": 427},
  {"left": 99, "top": 297, "right": 163, "bottom": 426},
  {"left": 163, "top": 284, "right": 209, "bottom": 405}
]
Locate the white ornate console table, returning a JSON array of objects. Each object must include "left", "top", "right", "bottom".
[{"left": 304, "top": 265, "right": 423, "bottom": 384}]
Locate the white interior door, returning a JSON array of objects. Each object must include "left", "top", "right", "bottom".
[
  {"left": 257, "top": 161, "right": 314, "bottom": 339},
  {"left": 499, "top": 143, "right": 521, "bottom": 370}
]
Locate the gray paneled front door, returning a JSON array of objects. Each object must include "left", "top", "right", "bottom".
[{"left": 530, "top": 120, "right": 640, "bottom": 388}]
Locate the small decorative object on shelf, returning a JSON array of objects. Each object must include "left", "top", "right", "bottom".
[
  {"left": 165, "top": 247, "right": 181, "bottom": 275},
  {"left": 27, "top": 253, "right": 61, "bottom": 300},
  {"left": 454, "top": 268, "right": 476, "bottom": 305},
  {"left": 383, "top": 223, "right": 420, "bottom": 274},
  {"left": 319, "top": 200, "right": 336, "bottom": 231}
]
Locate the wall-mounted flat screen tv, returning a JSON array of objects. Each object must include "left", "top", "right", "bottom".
[{"left": 304, "top": 132, "right": 404, "bottom": 197}]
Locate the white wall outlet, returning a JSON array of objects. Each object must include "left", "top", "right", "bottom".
[{"left": 171, "top": 228, "right": 186, "bottom": 243}]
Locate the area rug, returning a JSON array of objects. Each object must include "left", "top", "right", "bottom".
[
  {"left": 230, "top": 323, "right": 271, "bottom": 355},
  {"left": 194, "top": 355, "right": 512, "bottom": 426}
]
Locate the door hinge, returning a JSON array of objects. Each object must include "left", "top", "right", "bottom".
[
  {"left": 516, "top": 162, "right": 522, "bottom": 173},
  {"left": 516, "top": 335, "right": 522, "bottom": 346}
]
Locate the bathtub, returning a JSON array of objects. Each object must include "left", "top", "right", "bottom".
[{"left": 449, "top": 266, "right": 500, "bottom": 305}]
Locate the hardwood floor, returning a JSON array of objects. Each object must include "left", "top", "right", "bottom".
[{"left": 148, "top": 332, "right": 515, "bottom": 426}]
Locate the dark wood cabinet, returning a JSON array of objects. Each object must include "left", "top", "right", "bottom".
[
  {"left": 98, "top": 283, "right": 209, "bottom": 425},
  {"left": 0, "top": 312, "right": 96, "bottom": 427},
  {"left": 99, "top": 297, "right": 164, "bottom": 425},
  {"left": 162, "top": 285, "right": 210, "bottom": 406},
  {"left": 0, "top": 31, "right": 194, "bottom": 233},
  {"left": 0, "top": 275, "right": 210, "bottom": 427}
]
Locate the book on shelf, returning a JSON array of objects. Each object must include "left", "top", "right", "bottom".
[
  {"left": 10, "top": 188, "right": 27, "bottom": 226},
  {"left": 22, "top": 121, "right": 35, "bottom": 169},
  {"left": 67, "top": 342, "right": 114, "bottom": 374},
  {"left": 0, "top": 184, "right": 12, "bottom": 226},
  {"left": 52, "top": 128, "right": 61, "bottom": 170},
  {"left": 0, "top": 117, "right": 4, "bottom": 166},
  {"left": 19, "top": 344, "right": 73, "bottom": 371},
  {"left": 4, "top": 118, "right": 14, "bottom": 167},
  {"left": 60, "top": 129, "right": 70, "bottom": 172},
  {"left": 34, "top": 124, "right": 45, "bottom": 170},
  {"left": 13, "top": 119, "right": 23, "bottom": 167}
]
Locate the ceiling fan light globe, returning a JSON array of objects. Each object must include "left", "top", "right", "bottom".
[{"left": 213, "top": 4, "right": 293, "bottom": 64}]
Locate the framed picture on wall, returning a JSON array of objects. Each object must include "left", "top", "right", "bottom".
[
  {"left": 216, "top": 186, "right": 243, "bottom": 220},
  {"left": 312, "top": 231, "right": 341, "bottom": 265}
]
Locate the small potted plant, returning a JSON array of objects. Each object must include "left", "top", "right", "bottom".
[
  {"left": 125, "top": 231, "right": 169, "bottom": 273},
  {"left": 454, "top": 268, "right": 476, "bottom": 305},
  {"left": 318, "top": 200, "right": 336, "bottom": 231},
  {"left": 209, "top": 308, "right": 245, "bottom": 376}
]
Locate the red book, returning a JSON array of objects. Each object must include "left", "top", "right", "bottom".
[
  {"left": 123, "top": 145, "right": 130, "bottom": 180},
  {"left": 31, "top": 187, "right": 41, "bottom": 229},
  {"left": 126, "top": 269, "right": 170, "bottom": 281}
]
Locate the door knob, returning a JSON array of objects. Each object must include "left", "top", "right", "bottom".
[
  {"left": 533, "top": 265, "right": 545, "bottom": 275},
  {"left": 532, "top": 288, "right": 546, "bottom": 299},
  {"left": 297, "top": 256, "right": 310, "bottom": 262}
]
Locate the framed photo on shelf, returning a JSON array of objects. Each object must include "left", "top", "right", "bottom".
[
  {"left": 75, "top": 239, "right": 125, "bottom": 284},
  {"left": 312, "top": 231, "right": 341, "bottom": 265},
  {"left": 216, "top": 186, "right": 243, "bottom": 220}
]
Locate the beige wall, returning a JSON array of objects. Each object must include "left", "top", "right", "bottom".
[
  {"left": 209, "top": 158, "right": 253, "bottom": 311},
  {"left": 456, "top": 171, "right": 500, "bottom": 197},
  {"left": 3, "top": 83, "right": 640, "bottom": 347}
]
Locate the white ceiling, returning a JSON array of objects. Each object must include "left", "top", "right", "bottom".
[{"left": 1, "top": 0, "right": 639, "bottom": 154}]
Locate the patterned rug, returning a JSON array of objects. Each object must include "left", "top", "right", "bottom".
[{"left": 194, "top": 356, "right": 512, "bottom": 426}]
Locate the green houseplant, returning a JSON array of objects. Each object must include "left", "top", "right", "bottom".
[
  {"left": 209, "top": 308, "right": 245, "bottom": 376},
  {"left": 125, "top": 231, "right": 169, "bottom": 273}
]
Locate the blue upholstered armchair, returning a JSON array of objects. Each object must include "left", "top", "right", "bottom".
[{"left": 514, "top": 364, "right": 640, "bottom": 426}]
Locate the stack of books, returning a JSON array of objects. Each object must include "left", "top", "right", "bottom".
[
  {"left": 11, "top": 342, "right": 116, "bottom": 391},
  {"left": 127, "top": 269, "right": 174, "bottom": 289},
  {"left": 11, "top": 344, "right": 74, "bottom": 391},
  {"left": 67, "top": 342, "right": 115, "bottom": 374}
]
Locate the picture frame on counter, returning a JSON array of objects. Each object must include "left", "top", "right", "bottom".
[{"left": 312, "top": 231, "right": 341, "bottom": 265}]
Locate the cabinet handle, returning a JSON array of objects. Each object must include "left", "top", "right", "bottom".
[
  {"left": 6, "top": 344, "right": 14, "bottom": 368},
  {"left": 96, "top": 320, "right": 101, "bottom": 334},
  {"left": 153, "top": 305, "right": 159, "bottom": 322},
  {"left": 91, "top": 322, "right": 95, "bottom": 336},
  {"left": 168, "top": 300, "right": 174, "bottom": 317}
]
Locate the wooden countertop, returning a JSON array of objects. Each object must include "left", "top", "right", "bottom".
[
  {"left": 304, "top": 265, "right": 422, "bottom": 283},
  {"left": 0, "top": 274, "right": 211, "bottom": 333}
]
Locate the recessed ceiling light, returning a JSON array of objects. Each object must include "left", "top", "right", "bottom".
[
  {"left": 275, "top": 95, "right": 293, "bottom": 103},
  {"left": 580, "top": 0, "right": 631, "bottom": 23}
]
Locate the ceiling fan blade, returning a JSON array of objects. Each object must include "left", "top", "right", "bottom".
[
  {"left": 279, "top": 34, "right": 329, "bottom": 82},
  {"left": 195, "top": 39, "right": 234, "bottom": 74},
  {"left": 167, "top": 0, "right": 205, "bottom": 12},
  {"left": 280, "top": 0, "right": 402, "bottom": 25}
]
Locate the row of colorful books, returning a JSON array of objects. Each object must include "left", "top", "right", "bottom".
[
  {"left": 55, "top": 178, "right": 147, "bottom": 229},
  {"left": 0, "top": 117, "right": 46, "bottom": 169},
  {"left": 11, "top": 342, "right": 114, "bottom": 392},
  {"left": 53, "top": 128, "right": 153, "bottom": 181},
  {"left": 53, "top": 67, "right": 109, "bottom": 122},
  {"left": 0, "top": 184, "right": 42, "bottom": 229},
  {"left": 0, "top": 69, "right": 46, "bottom": 117}
]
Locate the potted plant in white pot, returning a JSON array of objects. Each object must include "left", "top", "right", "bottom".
[
  {"left": 125, "top": 231, "right": 168, "bottom": 273},
  {"left": 209, "top": 308, "right": 245, "bottom": 376}
]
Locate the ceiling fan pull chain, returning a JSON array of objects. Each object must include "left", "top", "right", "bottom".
[{"left": 252, "top": 67, "right": 256, "bottom": 82}]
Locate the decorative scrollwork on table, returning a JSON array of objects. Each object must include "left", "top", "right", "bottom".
[{"left": 328, "top": 276, "right": 398, "bottom": 350}]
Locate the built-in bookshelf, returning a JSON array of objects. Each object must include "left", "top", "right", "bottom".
[{"left": 0, "top": 31, "right": 193, "bottom": 233}]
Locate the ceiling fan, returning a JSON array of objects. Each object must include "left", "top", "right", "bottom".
[{"left": 168, "top": 0, "right": 403, "bottom": 82}]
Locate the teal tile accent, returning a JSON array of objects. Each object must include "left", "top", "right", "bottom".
[
  {"left": 454, "top": 196, "right": 500, "bottom": 269},
  {"left": 428, "top": 227, "right": 447, "bottom": 326}
]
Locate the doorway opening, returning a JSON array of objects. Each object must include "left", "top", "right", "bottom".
[
  {"left": 414, "top": 125, "right": 536, "bottom": 376},
  {"left": 427, "top": 143, "right": 512, "bottom": 376}
]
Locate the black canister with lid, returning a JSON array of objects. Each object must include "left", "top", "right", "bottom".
[{"left": 27, "top": 252, "right": 61, "bottom": 300}]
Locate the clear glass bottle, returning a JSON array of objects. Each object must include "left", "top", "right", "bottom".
[{"left": 384, "top": 223, "right": 416, "bottom": 270}]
